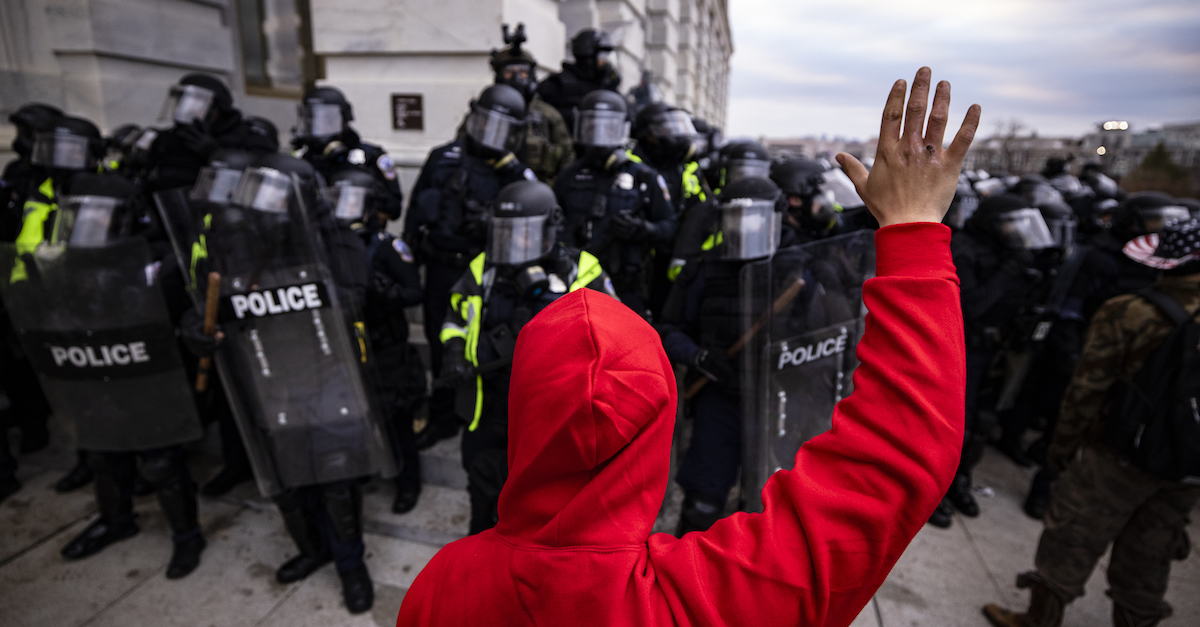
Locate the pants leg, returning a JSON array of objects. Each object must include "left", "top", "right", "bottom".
[
  {"left": 212, "top": 382, "right": 251, "bottom": 475},
  {"left": 1106, "top": 482, "right": 1200, "bottom": 620},
  {"left": 959, "top": 348, "right": 995, "bottom": 476},
  {"left": 425, "top": 261, "right": 465, "bottom": 428},
  {"left": 140, "top": 446, "right": 201, "bottom": 542},
  {"left": 675, "top": 387, "right": 742, "bottom": 503},
  {"left": 88, "top": 451, "right": 137, "bottom": 527},
  {"left": 314, "top": 480, "right": 366, "bottom": 575},
  {"left": 461, "top": 377, "right": 508, "bottom": 535}
]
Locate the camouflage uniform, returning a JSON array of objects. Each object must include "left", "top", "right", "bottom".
[{"left": 1032, "top": 276, "right": 1200, "bottom": 624}]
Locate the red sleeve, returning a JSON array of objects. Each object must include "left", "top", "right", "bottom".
[{"left": 649, "top": 222, "right": 965, "bottom": 627}]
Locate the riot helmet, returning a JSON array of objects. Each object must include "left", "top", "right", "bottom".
[
  {"left": 632, "top": 102, "right": 697, "bottom": 164},
  {"left": 1014, "top": 176, "right": 1066, "bottom": 209},
  {"left": 52, "top": 173, "right": 138, "bottom": 246},
  {"left": 160, "top": 73, "right": 232, "bottom": 125},
  {"left": 943, "top": 174, "right": 981, "bottom": 230},
  {"left": 1038, "top": 200, "right": 1077, "bottom": 251},
  {"left": 490, "top": 24, "right": 538, "bottom": 102},
  {"left": 1081, "top": 165, "right": 1120, "bottom": 199},
  {"left": 295, "top": 86, "right": 353, "bottom": 143},
  {"left": 31, "top": 116, "right": 105, "bottom": 171},
  {"left": 244, "top": 116, "right": 280, "bottom": 153},
  {"left": 574, "top": 89, "right": 629, "bottom": 151},
  {"left": 323, "top": 168, "right": 379, "bottom": 224},
  {"left": 571, "top": 28, "right": 615, "bottom": 79},
  {"left": 714, "top": 176, "right": 783, "bottom": 260},
  {"left": 234, "top": 153, "right": 321, "bottom": 218},
  {"left": 1114, "top": 192, "right": 1193, "bottom": 238},
  {"left": 487, "top": 180, "right": 561, "bottom": 266},
  {"left": 192, "top": 149, "right": 257, "bottom": 204},
  {"left": 717, "top": 141, "right": 771, "bottom": 190},
  {"left": 973, "top": 176, "right": 1008, "bottom": 198},
  {"left": 970, "top": 194, "right": 1056, "bottom": 251},
  {"left": 465, "top": 84, "right": 528, "bottom": 157},
  {"left": 770, "top": 156, "right": 837, "bottom": 232},
  {"left": 8, "top": 102, "right": 63, "bottom": 157}
]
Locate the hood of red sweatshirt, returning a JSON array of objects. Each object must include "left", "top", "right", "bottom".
[{"left": 494, "top": 289, "right": 677, "bottom": 547}]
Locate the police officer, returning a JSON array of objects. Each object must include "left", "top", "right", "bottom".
[
  {"left": 554, "top": 89, "right": 675, "bottom": 318},
  {"left": 438, "top": 180, "right": 617, "bottom": 534},
  {"left": 292, "top": 86, "right": 403, "bottom": 220},
  {"left": 658, "top": 176, "right": 783, "bottom": 533},
  {"left": 537, "top": 28, "right": 622, "bottom": 132},
  {"left": 53, "top": 173, "right": 209, "bottom": 579},
  {"left": 406, "top": 83, "right": 536, "bottom": 449},
  {"left": 770, "top": 156, "right": 847, "bottom": 247},
  {"left": 459, "top": 23, "right": 574, "bottom": 185},
  {"left": 327, "top": 168, "right": 426, "bottom": 514}
]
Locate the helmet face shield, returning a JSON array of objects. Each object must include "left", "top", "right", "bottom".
[
  {"left": 53, "top": 196, "right": 120, "bottom": 247},
  {"left": 725, "top": 158, "right": 770, "bottom": 186},
  {"left": 31, "top": 131, "right": 92, "bottom": 170},
  {"left": 232, "top": 167, "right": 294, "bottom": 214},
  {"left": 1046, "top": 215, "right": 1077, "bottom": 249},
  {"left": 574, "top": 109, "right": 629, "bottom": 147},
  {"left": 1141, "top": 206, "right": 1192, "bottom": 233},
  {"left": 819, "top": 168, "right": 863, "bottom": 209},
  {"left": 487, "top": 214, "right": 553, "bottom": 265},
  {"left": 191, "top": 166, "right": 244, "bottom": 204},
  {"left": 997, "top": 208, "right": 1056, "bottom": 250},
  {"left": 718, "top": 198, "right": 781, "bottom": 260},
  {"left": 162, "top": 84, "right": 215, "bottom": 125},
  {"left": 466, "top": 107, "right": 525, "bottom": 153},
  {"left": 295, "top": 102, "right": 344, "bottom": 139},
  {"left": 324, "top": 181, "right": 371, "bottom": 222},
  {"left": 649, "top": 110, "right": 696, "bottom": 138}
]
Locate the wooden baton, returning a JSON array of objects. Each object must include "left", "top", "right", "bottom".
[{"left": 195, "top": 271, "right": 222, "bottom": 392}]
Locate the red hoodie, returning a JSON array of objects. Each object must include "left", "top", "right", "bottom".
[{"left": 397, "top": 222, "right": 965, "bottom": 626}]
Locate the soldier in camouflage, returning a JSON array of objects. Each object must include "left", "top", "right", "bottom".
[{"left": 984, "top": 218, "right": 1200, "bottom": 627}]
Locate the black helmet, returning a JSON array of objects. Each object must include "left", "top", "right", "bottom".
[
  {"left": 53, "top": 172, "right": 139, "bottom": 246},
  {"left": 714, "top": 176, "right": 783, "bottom": 260},
  {"left": 632, "top": 102, "right": 697, "bottom": 164},
  {"left": 487, "top": 180, "right": 562, "bottom": 265},
  {"left": 574, "top": 89, "right": 628, "bottom": 149},
  {"left": 490, "top": 24, "right": 538, "bottom": 101},
  {"left": 943, "top": 174, "right": 980, "bottom": 230},
  {"left": 295, "top": 86, "right": 353, "bottom": 142},
  {"left": 464, "top": 84, "right": 528, "bottom": 157},
  {"left": 1013, "top": 175, "right": 1066, "bottom": 209},
  {"left": 770, "top": 156, "right": 825, "bottom": 198},
  {"left": 9, "top": 102, "right": 63, "bottom": 157},
  {"left": 716, "top": 141, "right": 770, "bottom": 190},
  {"left": 192, "top": 149, "right": 257, "bottom": 204},
  {"left": 969, "top": 194, "right": 1056, "bottom": 251},
  {"left": 31, "top": 116, "right": 105, "bottom": 170},
  {"left": 108, "top": 124, "right": 142, "bottom": 152},
  {"left": 571, "top": 28, "right": 614, "bottom": 60},
  {"left": 1113, "top": 192, "right": 1193, "bottom": 238},
  {"left": 244, "top": 116, "right": 280, "bottom": 153},
  {"left": 324, "top": 168, "right": 380, "bottom": 224},
  {"left": 234, "top": 153, "right": 321, "bottom": 217},
  {"left": 161, "top": 73, "right": 232, "bottom": 125},
  {"left": 1037, "top": 199, "right": 1077, "bottom": 251}
]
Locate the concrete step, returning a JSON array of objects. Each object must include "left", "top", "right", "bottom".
[{"left": 418, "top": 432, "right": 467, "bottom": 490}]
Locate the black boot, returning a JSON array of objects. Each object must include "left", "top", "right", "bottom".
[
  {"left": 947, "top": 474, "right": 980, "bottom": 517},
  {"left": 62, "top": 468, "right": 138, "bottom": 559},
  {"left": 339, "top": 566, "right": 374, "bottom": 614},
  {"left": 414, "top": 418, "right": 459, "bottom": 450},
  {"left": 392, "top": 475, "right": 421, "bottom": 514},
  {"left": 274, "top": 491, "right": 331, "bottom": 584},
  {"left": 55, "top": 451, "right": 94, "bottom": 493},
  {"left": 676, "top": 493, "right": 725, "bottom": 536},
  {"left": 166, "top": 535, "right": 207, "bottom": 579},
  {"left": 1024, "top": 470, "right": 1053, "bottom": 520},
  {"left": 156, "top": 477, "right": 205, "bottom": 579},
  {"left": 201, "top": 466, "right": 253, "bottom": 496},
  {"left": 927, "top": 497, "right": 954, "bottom": 528}
]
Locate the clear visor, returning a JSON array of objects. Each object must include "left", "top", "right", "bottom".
[
  {"left": 725, "top": 158, "right": 770, "bottom": 186},
  {"left": 296, "top": 103, "right": 344, "bottom": 139},
  {"left": 466, "top": 108, "right": 524, "bottom": 153},
  {"left": 650, "top": 111, "right": 696, "bottom": 138},
  {"left": 190, "top": 166, "right": 244, "bottom": 204},
  {"left": 31, "top": 132, "right": 91, "bottom": 169},
  {"left": 162, "top": 84, "right": 215, "bottom": 125},
  {"left": 575, "top": 110, "right": 629, "bottom": 146},
  {"left": 820, "top": 168, "right": 864, "bottom": 209},
  {"left": 718, "top": 198, "right": 781, "bottom": 260},
  {"left": 1027, "top": 184, "right": 1065, "bottom": 207},
  {"left": 487, "top": 214, "right": 552, "bottom": 265},
  {"left": 1050, "top": 175, "right": 1084, "bottom": 196},
  {"left": 1142, "top": 206, "right": 1192, "bottom": 233},
  {"left": 324, "top": 182, "right": 370, "bottom": 222},
  {"left": 997, "top": 208, "right": 1056, "bottom": 250},
  {"left": 53, "top": 196, "right": 120, "bottom": 247},
  {"left": 1046, "top": 216, "right": 1077, "bottom": 248},
  {"left": 945, "top": 194, "right": 980, "bottom": 230},
  {"left": 232, "top": 167, "right": 293, "bottom": 214},
  {"left": 974, "top": 178, "right": 1007, "bottom": 197}
]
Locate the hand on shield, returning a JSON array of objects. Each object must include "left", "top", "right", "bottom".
[{"left": 838, "top": 67, "right": 981, "bottom": 228}]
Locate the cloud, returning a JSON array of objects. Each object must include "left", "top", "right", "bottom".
[{"left": 726, "top": 0, "right": 1200, "bottom": 140}]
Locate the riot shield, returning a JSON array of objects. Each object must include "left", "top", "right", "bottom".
[
  {"left": 157, "top": 175, "right": 394, "bottom": 496},
  {"left": 0, "top": 239, "right": 203, "bottom": 451},
  {"left": 740, "top": 230, "right": 875, "bottom": 512}
]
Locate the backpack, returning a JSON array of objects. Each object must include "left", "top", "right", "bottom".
[{"left": 1105, "top": 288, "right": 1200, "bottom": 483}]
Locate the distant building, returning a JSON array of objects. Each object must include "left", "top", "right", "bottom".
[{"left": 762, "top": 137, "right": 877, "bottom": 163}]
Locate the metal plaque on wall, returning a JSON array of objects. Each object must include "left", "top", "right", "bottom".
[{"left": 391, "top": 94, "right": 424, "bottom": 130}]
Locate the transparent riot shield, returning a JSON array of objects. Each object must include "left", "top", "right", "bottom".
[
  {"left": 740, "top": 230, "right": 875, "bottom": 512},
  {"left": 156, "top": 177, "right": 393, "bottom": 496},
  {"left": 0, "top": 239, "right": 203, "bottom": 451}
]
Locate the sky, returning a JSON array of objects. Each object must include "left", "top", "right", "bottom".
[{"left": 725, "top": 0, "right": 1200, "bottom": 141}]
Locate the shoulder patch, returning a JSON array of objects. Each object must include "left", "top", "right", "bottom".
[
  {"left": 392, "top": 237, "right": 414, "bottom": 263},
  {"left": 377, "top": 154, "right": 397, "bottom": 180},
  {"left": 523, "top": 168, "right": 537, "bottom": 181}
]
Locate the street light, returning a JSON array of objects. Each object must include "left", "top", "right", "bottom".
[
  {"left": 1102, "top": 121, "right": 1129, "bottom": 131},
  {"left": 1097, "top": 146, "right": 1107, "bottom": 156}
]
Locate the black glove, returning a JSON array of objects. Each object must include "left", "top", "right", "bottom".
[
  {"left": 692, "top": 347, "right": 734, "bottom": 384},
  {"left": 175, "top": 122, "right": 219, "bottom": 160},
  {"left": 371, "top": 271, "right": 404, "bottom": 304},
  {"left": 180, "top": 305, "right": 221, "bottom": 358},
  {"left": 493, "top": 153, "right": 525, "bottom": 179},
  {"left": 611, "top": 211, "right": 651, "bottom": 240},
  {"left": 439, "top": 338, "right": 472, "bottom": 387}
]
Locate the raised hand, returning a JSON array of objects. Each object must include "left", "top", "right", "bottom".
[{"left": 838, "top": 67, "right": 981, "bottom": 227}]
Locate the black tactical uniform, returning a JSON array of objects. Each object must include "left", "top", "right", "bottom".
[
  {"left": 536, "top": 28, "right": 622, "bottom": 132},
  {"left": 406, "top": 84, "right": 536, "bottom": 449}
]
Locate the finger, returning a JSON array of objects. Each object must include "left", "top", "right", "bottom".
[
  {"left": 836, "top": 153, "right": 870, "bottom": 195},
  {"left": 877, "top": 79, "right": 907, "bottom": 150},
  {"left": 925, "top": 80, "right": 951, "bottom": 149},
  {"left": 946, "top": 104, "right": 982, "bottom": 164},
  {"left": 902, "top": 67, "right": 932, "bottom": 140}
]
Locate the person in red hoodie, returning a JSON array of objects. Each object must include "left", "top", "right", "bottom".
[{"left": 396, "top": 67, "right": 979, "bottom": 626}]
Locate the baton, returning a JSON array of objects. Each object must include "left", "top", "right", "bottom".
[
  {"left": 196, "top": 271, "right": 222, "bottom": 392},
  {"left": 684, "top": 276, "right": 806, "bottom": 400}
]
